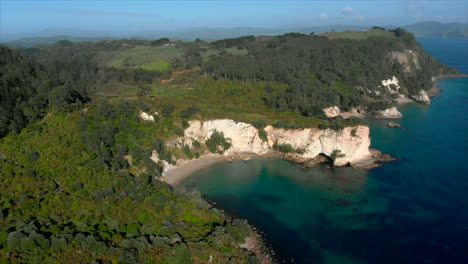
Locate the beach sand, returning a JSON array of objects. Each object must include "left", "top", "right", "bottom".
[{"left": 163, "top": 152, "right": 272, "bottom": 186}]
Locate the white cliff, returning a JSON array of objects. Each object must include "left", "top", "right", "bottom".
[
  {"left": 381, "top": 76, "right": 400, "bottom": 94},
  {"left": 139, "top": 111, "right": 158, "bottom": 122},
  {"left": 182, "top": 119, "right": 270, "bottom": 155},
  {"left": 411, "top": 89, "right": 431, "bottom": 104},
  {"left": 323, "top": 106, "right": 341, "bottom": 118},
  {"left": 264, "top": 125, "right": 372, "bottom": 167},
  {"left": 177, "top": 119, "right": 375, "bottom": 168},
  {"left": 373, "top": 106, "right": 403, "bottom": 119}
]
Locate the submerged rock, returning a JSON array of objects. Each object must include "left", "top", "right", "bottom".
[{"left": 386, "top": 122, "right": 406, "bottom": 130}]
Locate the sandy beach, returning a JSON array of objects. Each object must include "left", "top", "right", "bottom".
[
  {"left": 163, "top": 152, "right": 273, "bottom": 186},
  {"left": 395, "top": 96, "right": 414, "bottom": 104}
]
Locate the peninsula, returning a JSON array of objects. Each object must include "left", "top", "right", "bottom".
[{"left": 0, "top": 27, "right": 460, "bottom": 263}]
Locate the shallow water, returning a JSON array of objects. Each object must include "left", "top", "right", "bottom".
[{"left": 181, "top": 37, "right": 468, "bottom": 263}]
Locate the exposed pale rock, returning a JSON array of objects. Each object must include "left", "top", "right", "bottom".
[
  {"left": 159, "top": 119, "right": 386, "bottom": 178},
  {"left": 389, "top": 50, "right": 420, "bottom": 72},
  {"left": 161, "top": 160, "right": 176, "bottom": 176},
  {"left": 183, "top": 119, "right": 270, "bottom": 155},
  {"left": 411, "top": 89, "right": 431, "bottom": 104},
  {"left": 150, "top": 150, "right": 159, "bottom": 163},
  {"left": 381, "top": 76, "right": 400, "bottom": 94},
  {"left": 323, "top": 106, "right": 341, "bottom": 118},
  {"left": 374, "top": 106, "right": 403, "bottom": 119},
  {"left": 386, "top": 122, "right": 406, "bottom": 130},
  {"left": 139, "top": 111, "right": 154, "bottom": 122},
  {"left": 264, "top": 125, "right": 372, "bottom": 167}
]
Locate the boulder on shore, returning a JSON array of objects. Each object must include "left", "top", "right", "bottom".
[
  {"left": 411, "top": 89, "right": 431, "bottom": 104},
  {"left": 374, "top": 106, "right": 403, "bottom": 119}
]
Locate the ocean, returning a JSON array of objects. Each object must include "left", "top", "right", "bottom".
[{"left": 181, "top": 37, "right": 468, "bottom": 264}]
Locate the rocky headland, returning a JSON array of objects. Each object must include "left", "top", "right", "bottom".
[{"left": 150, "top": 119, "right": 393, "bottom": 185}]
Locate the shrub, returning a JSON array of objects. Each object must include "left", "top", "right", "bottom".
[
  {"left": 174, "top": 128, "right": 185, "bottom": 137},
  {"left": 50, "top": 237, "right": 67, "bottom": 251},
  {"left": 7, "top": 231, "right": 25, "bottom": 250},
  {"left": 23, "top": 167, "right": 35, "bottom": 177},
  {"left": 126, "top": 223, "right": 141, "bottom": 238},
  {"left": 205, "top": 131, "right": 231, "bottom": 154},
  {"left": 192, "top": 140, "right": 201, "bottom": 148},
  {"left": 351, "top": 128, "right": 357, "bottom": 137},
  {"left": 0, "top": 231, "right": 8, "bottom": 247},
  {"left": 138, "top": 100, "right": 152, "bottom": 112},
  {"left": 272, "top": 121, "right": 300, "bottom": 129},
  {"left": 21, "top": 237, "right": 37, "bottom": 251},
  {"left": 161, "top": 104, "right": 175, "bottom": 117},
  {"left": 226, "top": 219, "right": 251, "bottom": 243},
  {"left": 258, "top": 129, "right": 268, "bottom": 142},
  {"left": 179, "top": 105, "right": 201, "bottom": 118},
  {"left": 182, "top": 120, "right": 190, "bottom": 129},
  {"left": 152, "top": 138, "right": 165, "bottom": 153},
  {"left": 27, "top": 151, "right": 39, "bottom": 161},
  {"left": 274, "top": 143, "right": 295, "bottom": 153},
  {"left": 182, "top": 144, "right": 194, "bottom": 159},
  {"left": 130, "top": 145, "right": 151, "bottom": 165},
  {"left": 250, "top": 120, "right": 266, "bottom": 129}
]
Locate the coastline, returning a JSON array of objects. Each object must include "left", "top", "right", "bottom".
[{"left": 163, "top": 152, "right": 278, "bottom": 186}]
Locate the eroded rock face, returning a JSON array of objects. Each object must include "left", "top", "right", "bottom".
[
  {"left": 139, "top": 111, "right": 155, "bottom": 122},
  {"left": 374, "top": 106, "right": 403, "bottom": 119},
  {"left": 180, "top": 120, "right": 373, "bottom": 167},
  {"left": 183, "top": 119, "right": 270, "bottom": 155},
  {"left": 411, "top": 89, "right": 431, "bottom": 104},
  {"left": 381, "top": 76, "right": 400, "bottom": 94},
  {"left": 389, "top": 50, "right": 420, "bottom": 72},
  {"left": 264, "top": 125, "right": 372, "bottom": 167},
  {"left": 323, "top": 106, "right": 341, "bottom": 118}
]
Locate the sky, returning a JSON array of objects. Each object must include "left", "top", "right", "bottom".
[{"left": 1, "top": 0, "right": 467, "bottom": 36}]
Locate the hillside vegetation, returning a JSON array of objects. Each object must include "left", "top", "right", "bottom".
[{"left": 0, "top": 28, "right": 459, "bottom": 263}]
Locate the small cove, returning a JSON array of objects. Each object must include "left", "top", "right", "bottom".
[{"left": 180, "top": 37, "right": 468, "bottom": 263}]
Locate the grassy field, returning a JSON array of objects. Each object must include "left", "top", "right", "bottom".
[
  {"left": 95, "top": 74, "right": 363, "bottom": 129},
  {"left": 326, "top": 28, "right": 396, "bottom": 40},
  {"left": 138, "top": 60, "right": 171, "bottom": 71},
  {"left": 107, "top": 45, "right": 182, "bottom": 70}
]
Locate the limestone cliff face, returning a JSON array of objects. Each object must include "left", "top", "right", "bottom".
[
  {"left": 180, "top": 119, "right": 372, "bottom": 167},
  {"left": 322, "top": 106, "right": 340, "bottom": 118},
  {"left": 388, "top": 50, "right": 420, "bottom": 73},
  {"left": 264, "top": 125, "right": 371, "bottom": 166},
  {"left": 373, "top": 106, "right": 403, "bottom": 119},
  {"left": 182, "top": 119, "right": 270, "bottom": 155},
  {"left": 411, "top": 89, "right": 431, "bottom": 104}
]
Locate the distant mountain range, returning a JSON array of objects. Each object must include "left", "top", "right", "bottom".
[
  {"left": 2, "top": 21, "right": 467, "bottom": 47},
  {"left": 404, "top": 21, "right": 468, "bottom": 37}
]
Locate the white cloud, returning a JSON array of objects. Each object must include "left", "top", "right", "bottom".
[
  {"left": 319, "top": 12, "right": 328, "bottom": 21},
  {"left": 342, "top": 6, "right": 353, "bottom": 16}
]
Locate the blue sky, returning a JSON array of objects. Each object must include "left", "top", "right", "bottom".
[{"left": 1, "top": 0, "right": 467, "bottom": 35}]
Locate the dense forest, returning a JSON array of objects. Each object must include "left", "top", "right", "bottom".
[
  {"left": 202, "top": 29, "right": 458, "bottom": 115},
  {"left": 0, "top": 28, "right": 459, "bottom": 263},
  {"left": 0, "top": 43, "right": 263, "bottom": 263}
]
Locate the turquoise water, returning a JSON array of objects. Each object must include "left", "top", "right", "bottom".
[{"left": 181, "top": 37, "right": 468, "bottom": 263}]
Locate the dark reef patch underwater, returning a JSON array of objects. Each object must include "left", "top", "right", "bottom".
[{"left": 181, "top": 37, "right": 468, "bottom": 263}]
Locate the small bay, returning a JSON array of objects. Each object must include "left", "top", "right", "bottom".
[{"left": 181, "top": 37, "right": 468, "bottom": 264}]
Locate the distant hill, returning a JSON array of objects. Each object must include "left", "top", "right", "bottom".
[
  {"left": 2, "top": 21, "right": 467, "bottom": 48},
  {"left": 2, "top": 35, "right": 119, "bottom": 48},
  {"left": 404, "top": 21, "right": 468, "bottom": 37}
]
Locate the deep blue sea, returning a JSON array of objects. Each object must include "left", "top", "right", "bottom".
[{"left": 181, "top": 37, "right": 468, "bottom": 264}]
